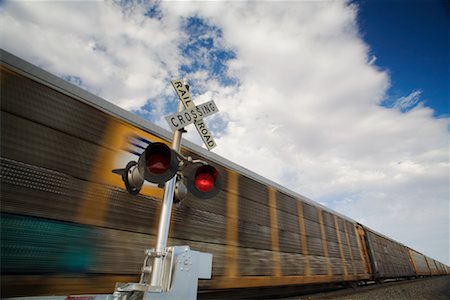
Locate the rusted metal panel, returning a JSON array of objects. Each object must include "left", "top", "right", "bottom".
[
  {"left": 408, "top": 249, "right": 430, "bottom": 276},
  {"left": 355, "top": 224, "right": 372, "bottom": 275},
  {"left": 279, "top": 252, "right": 306, "bottom": 276},
  {"left": 326, "top": 241, "right": 341, "bottom": 258},
  {"left": 0, "top": 158, "right": 85, "bottom": 222},
  {"left": 308, "top": 255, "right": 329, "bottom": 275},
  {"left": 1, "top": 65, "right": 109, "bottom": 146},
  {"left": 238, "top": 196, "right": 270, "bottom": 226},
  {"left": 322, "top": 211, "right": 335, "bottom": 228},
  {"left": 296, "top": 201, "right": 312, "bottom": 276},
  {"left": 238, "top": 221, "right": 272, "bottom": 251},
  {"left": 277, "top": 208, "right": 301, "bottom": 233},
  {"left": 304, "top": 218, "right": 322, "bottom": 237},
  {"left": 103, "top": 187, "right": 160, "bottom": 235},
  {"left": 341, "top": 243, "right": 354, "bottom": 275},
  {"left": 278, "top": 229, "right": 302, "bottom": 254},
  {"left": 334, "top": 219, "right": 348, "bottom": 276},
  {"left": 317, "top": 209, "right": 332, "bottom": 276},
  {"left": 238, "top": 175, "right": 269, "bottom": 206},
  {"left": 306, "top": 236, "right": 324, "bottom": 256},
  {"left": 329, "top": 257, "right": 344, "bottom": 275},
  {"left": 170, "top": 204, "right": 228, "bottom": 245},
  {"left": 425, "top": 256, "right": 439, "bottom": 275},
  {"left": 365, "top": 228, "right": 415, "bottom": 278},
  {"left": 352, "top": 254, "right": 366, "bottom": 274},
  {"left": 437, "top": 262, "right": 447, "bottom": 275},
  {"left": 337, "top": 218, "right": 346, "bottom": 232},
  {"left": 237, "top": 248, "right": 274, "bottom": 276},
  {"left": 347, "top": 227, "right": 359, "bottom": 248},
  {"left": 276, "top": 192, "right": 298, "bottom": 216},
  {"left": 324, "top": 225, "right": 339, "bottom": 243},
  {"left": 1, "top": 111, "right": 102, "bottom": 181},
  {"left": 438, "top": 262, "right": 448, "bottom": 275},
  {"left": 302, "top": 202, "right": 319, "bottom": 222}
]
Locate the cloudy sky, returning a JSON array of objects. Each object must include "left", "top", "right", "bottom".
[{"left": 1, "top": 1, "right": 448, "bottom": 265}]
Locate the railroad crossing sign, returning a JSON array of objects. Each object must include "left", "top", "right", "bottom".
[
  {"left": 165, "top": 99, "right": 218, "bottom": 131},
  {"left": 169, "top": 80, "right": 218, "bottom": 150}
]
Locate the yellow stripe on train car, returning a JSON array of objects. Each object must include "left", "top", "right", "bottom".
[
  {"left": 97, "top": 118, "right": 168, "bottom": 198},
  {"left": 76, "top": 117, "right": 169, "bottom": 226}
]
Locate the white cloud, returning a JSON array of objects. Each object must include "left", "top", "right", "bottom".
[
  {"left": 1, "top": 1, "right": 448, "bottom": 265},
  {"left": 0, "top": 1, "right": 182, "bottom": 111},
  {"left": 393, "top": 89, "right": 422, "bottom": 111}
]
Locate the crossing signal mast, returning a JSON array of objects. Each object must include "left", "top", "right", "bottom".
[{"left": 112, "top": 80, "right": 220, "bottom": 300}]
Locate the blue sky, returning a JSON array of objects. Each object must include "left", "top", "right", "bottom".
[
  {"left": 355, "top": 0, "right": 448, "bottom": 117},
  {"left": 135, "top": 15, "right": 238, "bottom": 121},
  {"left": 1, "top": 1, "right": 448, "bottom": 264}
]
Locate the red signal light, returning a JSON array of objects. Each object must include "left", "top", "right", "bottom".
[
  {"left": 194, "top": 166, "right": 217, "bottom": 192},
  {"left": 194, "top": 174, "right": 214, "bottom": 192},
  {"left": 188, "top": 165, "right": 221, "bottom": 199}
]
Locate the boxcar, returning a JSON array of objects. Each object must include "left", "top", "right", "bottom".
[
  {"left": 408, "top": 249, "right": 431, "bottom": 276},
  {"left": 362, "top": 226, "right": 416, "bottom": 281}
]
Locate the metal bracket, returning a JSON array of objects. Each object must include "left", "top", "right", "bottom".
[
  {"left": 113, "top": 246, "right": 212, "bottom": 300},
  {"left": 174, "top": 150, "right": 208, "bottom": 173}
]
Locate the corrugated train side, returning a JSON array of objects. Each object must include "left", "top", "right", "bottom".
[{"left": 1, "top": 50, "right": 449, "bottom": 297}]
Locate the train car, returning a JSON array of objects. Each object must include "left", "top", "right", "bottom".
[
  {"left": 408, "top": 248, "right": 431, "bottom": 276},
  {"left": 360, "top": 226, "right": 416, "bottom": 281},
  {"left": 425, "top": 256, "right": 440, "bottom": 276},
  {"left": 1, "top": 49, "right": 449, "bottom": 298},
  {"left": 436, "top": 261, "right": 447, "bottom": 275}
]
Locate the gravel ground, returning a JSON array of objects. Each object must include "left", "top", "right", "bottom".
[{"left": 299, "top": 276, "right": 450, "bottom": 300}]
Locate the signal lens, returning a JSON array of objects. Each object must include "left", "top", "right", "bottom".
[
  {"left": 194, "top": 165, "right": 217, "bottom": 192},
  {"left": 140, "top": 142, "right": 179, "bottom": 184},
  {"left": 195, "top": 173, "right": 214, "bottom": 192},
  {"left": 146, "top": 146, "right": 171, "bottom": 174},
  {"left": 147, "top": 154, "right": 169, "bottom": 174}
]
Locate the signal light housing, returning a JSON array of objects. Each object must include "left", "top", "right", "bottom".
[
  {"left": 174, "top": 180, "right": 188, "bottom": 203},
  {"left": 138, "top": 142, "right": 179, "bottom": 185},
  {"left": 113, "top": 142, "right": 180, "bottom": 194},
  {"left": 187, "top": 165, "right": 221, "bottom": 199},
  {"left": 120, "top": 161, "right": 143, "bottom": 195}
]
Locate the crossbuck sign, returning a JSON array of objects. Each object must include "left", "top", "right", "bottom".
[
  {"left": 168, "top": 80, "right": 218, "bottom": 150},
  {"left": 165, "top": 100, "right": 218, "bottom": 131}
]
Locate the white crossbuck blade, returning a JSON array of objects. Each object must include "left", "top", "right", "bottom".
[
  {"left": 170, "top": 79, "right": 218, "bottom": 150},
  {"left": 165, "top": 99, "right": 218, "bottom": 131}
]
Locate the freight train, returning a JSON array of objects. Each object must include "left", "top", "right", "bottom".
[{"left": 1, "top": 49, "right": 449, "bottom": 298}]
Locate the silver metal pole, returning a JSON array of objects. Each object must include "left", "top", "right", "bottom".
[{"left": 150, "top": 101, "right": 184, "bottom": 287}]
